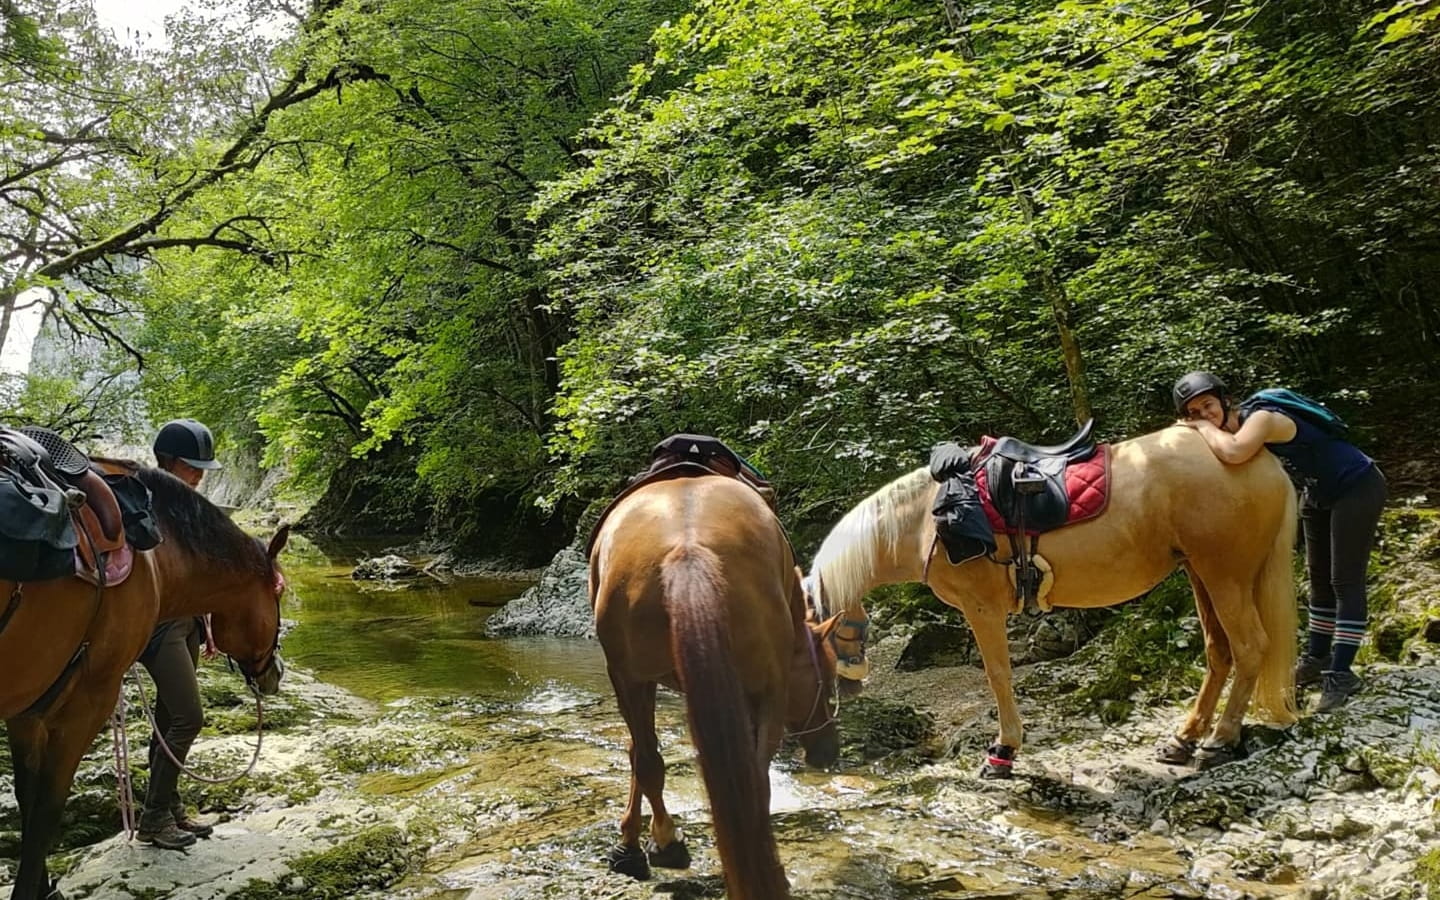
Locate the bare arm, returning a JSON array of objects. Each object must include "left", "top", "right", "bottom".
[{"left": 1182, "top": 410, "right": 1296, "bottom": 464}]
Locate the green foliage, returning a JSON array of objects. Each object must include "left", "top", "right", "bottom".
[
  {"left": 535, "top": 0, "right": 1440, "bottom": 529},
  {"left": 1067, "top": 573, "right": 1205, "bottom": 707}
]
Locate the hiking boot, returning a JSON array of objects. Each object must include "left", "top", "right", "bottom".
[
  {"left": 1316, "top": 671, "right": 1363, "bottom": 712},
  {"left": 173, "top": 812, "right": 214, "bottom": 838},
  {"left": 1294, "top": 654, "right": 1330, "bottom": 689},
  {"left": 137, "top": 821, "right": 197, "bottom": 850}
]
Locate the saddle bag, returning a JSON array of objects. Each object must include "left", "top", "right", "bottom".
[
  {"left": 105, "top": 472, "right": 162, "bottom": 551},
  {"left": 0, "top": 462, "right": 79, "bottom": 582},
  {"left": 929, "top": 442, "right": 996, "bottom": 564}
]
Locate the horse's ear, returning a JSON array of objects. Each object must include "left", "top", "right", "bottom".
[{"left": 267, "top": 523, "right": 291, "bottom": 559}]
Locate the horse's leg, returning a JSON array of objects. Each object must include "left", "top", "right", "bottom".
[
  {"left": 955, "top": 593, "right": 1024, "bottom": 779},
  {"left": 7, "top": 691, "right": 108, "bottom": 900},
  {"left": 604, "top": 670, "right": 655, "bottom": 879},
  {"left": 1159, "top": 570, "right": 1233, "bottom": 765},
  {"left": 628, "top": 681, "right": 689, "bottom": 870},
  {"left": 1193, "top": 577, "right": 1267, "bottom": 768}
]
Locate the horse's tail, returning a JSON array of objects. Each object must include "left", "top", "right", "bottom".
[
  {"left": 1252, "top": 479, "right": 1300, "bottom": 725},
  {"left": 664, "top": 546, "right": 789, "bottom": 900}
]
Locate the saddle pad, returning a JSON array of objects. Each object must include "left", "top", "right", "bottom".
[
  {"left": 74, "top": 543, "right": 134, "bottom": 587},
  {"left": 974, "top": 440, "right": 1112, "bottom": 536}
]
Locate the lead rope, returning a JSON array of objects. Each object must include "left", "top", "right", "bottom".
[
  {"left": 117, "top": 663, "right": 266, "bottom": 786},
  {"left": 110, "top": 691, "right": 136, "bottom": 840},
  {"left": 787, "top": 625, "right": 840, "bottom": 739}
]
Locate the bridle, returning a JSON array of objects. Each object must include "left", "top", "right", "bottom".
[
  {"left": 226, "top": 568, "right": 286, "bottom": 692},
  {"left": 787, "top": 616, "right": 840, "bottom": 739}
]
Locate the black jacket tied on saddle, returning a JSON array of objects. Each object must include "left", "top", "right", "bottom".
[
  {"left": 929, "top": 442, "right": 996, "bottom": 565},
  {"left": 0, "top": 425, "right": 81, "bottom": 581}
]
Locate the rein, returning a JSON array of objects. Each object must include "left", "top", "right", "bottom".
[{"left": 787, "top": 624, "right": 839, "bottom": 739}]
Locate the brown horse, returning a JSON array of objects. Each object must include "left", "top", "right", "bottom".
[
  {"left": 590, "top": 474, "right": 842, "bottom": 899},
  {"left": 807, "top": 426, "right": 1298, "bottom": 777},
  {"left": 2, "top": 467, "right": 288, "bottom": 900}
]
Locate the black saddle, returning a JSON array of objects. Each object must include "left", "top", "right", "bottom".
[
  {"left": 988, "top": 419, "right": 1096, "bottom": 464},
  {"left": 982, "top": 419, "right": 1096, "bottom": 535}
]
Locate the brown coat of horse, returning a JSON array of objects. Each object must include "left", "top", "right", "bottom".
[
  {"left": 2, "top": 467, "right": 287, "bottom": 900},
  {"left": 808, "top": 426, "right": 1299, "bottom": 775},
  {"left": 590, "top": 474, "right": 841, "bottom": 899}
]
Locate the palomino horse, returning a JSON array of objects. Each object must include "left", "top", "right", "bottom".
[
  {"left": 591, "top": 474, "right": 841, "bottom": 899},
  {"left": 807, "top": 426, "right": 1298, "bottom": 777},
  {"left": 2, "top": 467, "right": 288, "bottom": 900}
]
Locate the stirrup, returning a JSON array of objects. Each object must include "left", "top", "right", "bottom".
[{"left": 830, "top": 617, "right": 870, "bottom": 681}]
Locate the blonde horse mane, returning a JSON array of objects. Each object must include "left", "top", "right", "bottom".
[{"left": 810, "top": 466, "right": 933, "bottom": 619}]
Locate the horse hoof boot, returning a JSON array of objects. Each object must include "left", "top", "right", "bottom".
[
  {"left": 45, "top": 878, "right": 66, "bottom": 900},
  {"left": 648, "top": 838, "right": 692, "bottom": 870},
  {"left": 1192, "top": 742, "right": 1242, "bottom": 770},
  {"left": 1156, "top": 736, "right": 1197, "bottom": 766},
  {"left": 980, "top": 743, "right": 1016, "bottom": 779},
  {"left": 606, "top": 843, "right": 650, "bottom": 880}
]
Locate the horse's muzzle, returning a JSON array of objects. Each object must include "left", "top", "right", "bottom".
[{"left": 804, "top": 731, "right": 841, "bottom": 769}]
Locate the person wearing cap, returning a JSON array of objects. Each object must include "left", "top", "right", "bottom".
[
  {"left": 1172, "top": 373, "right": 1387, "bottom": 712},
  {"left": 137, "top": 419, "right": 224, "bottom": 849}
]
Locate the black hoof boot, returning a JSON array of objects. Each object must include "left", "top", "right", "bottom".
[
  {"left": 46, "top": 878, "right": 66, "bottom": 900},
  {"left": 1155, "top": 736, "right": 1197, "bottom": 766},
  {"left": 979, "top": 743, "right": 1016, "bottom": 779},
  {"left": 1193, "top": 742, "right": 1243, "bottom": 770},
  {"left": 648, "top": 838, "right": 692, "bottom": 869},
  {"left": 606, "top": 843, "right": 650, "bottom": 880}
]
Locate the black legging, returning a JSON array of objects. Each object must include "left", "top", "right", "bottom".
[
  {"left": 1302, "top": 465, "right": 1387, "bottom": 671},
  {"left": 140, "top": 618, "right": 204, "bottom": 828}
]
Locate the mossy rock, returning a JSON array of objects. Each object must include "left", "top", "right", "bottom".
[
  {"left": 837, "top": 696, "right": 935, "bottom": 762},
  {"left": 229, "top": 825, "right": 419, "bottom": 900}
]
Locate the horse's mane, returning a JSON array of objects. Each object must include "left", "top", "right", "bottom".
[
  {"left": 809, "top": 466, "right": 933, "bottom": 618},
  {"left": 134, "top": 467, "right": 273, "bottom": 579}
]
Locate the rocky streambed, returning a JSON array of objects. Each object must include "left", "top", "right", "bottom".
[{"left": 2, "top": 514, "right": 1438, "bottom": 900}]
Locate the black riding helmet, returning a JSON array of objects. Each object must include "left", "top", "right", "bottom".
[
  {"left": 153, "top": 418, "right": 223, "bottom": 470},
  {"left": 1173, "top": 371, "right": 1228, "bottom": 418}
]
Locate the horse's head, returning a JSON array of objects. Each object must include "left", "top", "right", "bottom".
[
  {"left": 211, "top": 524, "right": 290, "bottom": 696},
  {"left": 788, "top": 568, "right": 841, "bottom": 768}
]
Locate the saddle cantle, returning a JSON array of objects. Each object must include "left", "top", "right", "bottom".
[{"left": 987, "top": 419, "right": 1096, "bottom": 465}]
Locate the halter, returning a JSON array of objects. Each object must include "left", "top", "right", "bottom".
[
  {"left": 787, "top": 621, "right": 840, "bottom": 739},
  {"left": 226, "top": 569, "right": 286, "bottom": 692}
]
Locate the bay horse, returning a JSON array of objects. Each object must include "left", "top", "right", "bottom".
[
  {"left": 807, "top": 426, "right": 1299, "bottom": 777},
  {"left": 590, "top": 474, "right": 842, "bottom": 899},
  {"left": 2, "top": 466, "right": 288, "bottom": 900}
]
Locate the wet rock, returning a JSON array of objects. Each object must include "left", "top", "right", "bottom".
[
  {"left": 352, "top": 554, "right": 420, "bottom": 581},
  {"left": 896, "top": 623, "right": 974, "bottom": 670},
  {"left": 485, "top": 541, "right": 592, "bottom": 638},
  {"left": 1423, "top": 617, "right": 1440, "bottom": 643}
]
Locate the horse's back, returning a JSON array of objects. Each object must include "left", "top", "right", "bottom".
[
  {"left": 591, "top": 476, "right": 794, "bottom": 684},
  {"left": 952, "top": 426, "right": 1295, "bottom": 609}
]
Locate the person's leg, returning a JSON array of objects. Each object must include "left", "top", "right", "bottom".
[
  {"left": 169, "top": 620, "right": 213, "bottom": 836},
  {"left": 1299, "top": 500, "right": 1336, "bottom": 676},
  {"left": 138, "top": 624, "right": 204, "bottom": 847},
  {"left": 1326, "top": 467, "right": 1389, "bottom": 677}
]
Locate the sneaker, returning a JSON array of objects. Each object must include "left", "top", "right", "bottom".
[
  {"left": 138, "top": 821, "right": 197, "bottom": 849},
  {"left": 173, "top": 813, "right": 214, "bottom": 838},
  {"left": 1294, "top": 654, "right": 1330, "bottom": 689},
  {"left": 1316, "top": 671, "right": 1363, "bottom": 712}
]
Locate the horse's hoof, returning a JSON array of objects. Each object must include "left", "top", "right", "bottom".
[
  {"left": 648, "top": 838, "right": 691, "bottom": 869},
  {"left": 980, "top": 743, "right": 1016, "bottom": 779},
  {"left": 606, "top": 844, "right": 650, "bottom": 880},
  {"left": 1156, "top": 736, "right": 1197, "bottom": 766},
  {"left": 837, "top": 675, "right": 865, "bottom": 697},
  {"left": 1193, "top": 742, "right": 1243, "bottom": 770}
]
